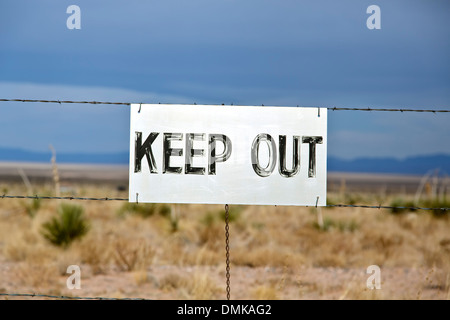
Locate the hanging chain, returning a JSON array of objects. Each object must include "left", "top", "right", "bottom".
[{"left": 225, "top": 204, "right": 231, "bottom": 300}]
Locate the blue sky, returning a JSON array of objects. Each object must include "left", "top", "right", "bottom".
[{"left": 0, "top": 0, "right": 449, "bottom": 160}]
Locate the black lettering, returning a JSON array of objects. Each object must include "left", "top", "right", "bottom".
[
  {"left": 163, "top": 133, "right": 183, "bottom": 174},
  {"left": 134, "top": 131, "right": 159, "bottom": 173},
  {"left": 278, "top": 135, "right": 300, "bottom": 178},
  {"left": 251, "top": 133, "right": 277, "bottom": 177},
  {"left": 185, "top": 133, "right": 206, "bottom": 175},
  {"left": 302, "top": 136, "right": 323, "bottom": 178},
  {"left": 208, "top": 134, "right": 232, "bottom": 175}
]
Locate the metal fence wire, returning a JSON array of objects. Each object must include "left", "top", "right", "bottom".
[
  {"left": 1, "top": 98, "right": 450, "bottom": 113},
  {"left": 0, "top": 194, "right": 448, "bottom": 211}
]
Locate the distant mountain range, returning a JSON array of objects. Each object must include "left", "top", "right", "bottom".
[
  {"left": 327, "top": 154, "right": 449, "bottom": 175},
  {"left": 0, "top": 147, "right": 448, "bottom": 175},
  {"left": 0, "top": 147, "right": 129, "bottom": 165}
]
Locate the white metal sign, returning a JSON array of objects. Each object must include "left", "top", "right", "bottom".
[{"left": 129, "top": 104, "right": 327, "bottom": 206}]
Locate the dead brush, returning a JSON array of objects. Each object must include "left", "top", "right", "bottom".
[
  {"left": 15, "top": 262, "right": 59, "bottom": 289},
  {"left": 185, "top": 272, "right": 221, "bottom": 300},
  {"left": 113, "top": 238, "right": 155, "bottom": 271},
  {"left": 252, "top": 285, "right": 280, "bottom": 300},
  {"left": 159, "top": 272, "right": 188, "bottom": 291},
  {"left": 74, "top": 235, "right": 112, "bottom": 274}
]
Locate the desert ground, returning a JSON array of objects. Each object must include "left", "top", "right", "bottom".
[{"left": 0, "top": 162, "right": 449, "bottom": 300}]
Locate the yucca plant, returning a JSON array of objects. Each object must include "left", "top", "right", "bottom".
[{"left": 41, "top": 203, "right": 90, "bottom": 248}]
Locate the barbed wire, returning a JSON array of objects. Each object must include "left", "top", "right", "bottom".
[
  {"left": 1, "top": 194, "right": 128, "bottom": 201},
  {"left": 325, "top": 204, "right": 449, "bottom": 211},
  {"left": 0, "top": 98, "right": 449, "bottom": 113},
  {"left": 327, "top": 107, "right": 449, "bottom": 113},
  {"left": 0, "top": 292, "right": 148, "bottom": 300},
  {"left": 0, "top": 194, "right": 448, "bottom": 211},
  {"left": 0, "top": 98, "right": 129, "bottom": 106}
]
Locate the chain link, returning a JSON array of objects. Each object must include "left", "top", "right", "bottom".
[{"left": 225, "top": 204, "right": 230, "bottom": 300}]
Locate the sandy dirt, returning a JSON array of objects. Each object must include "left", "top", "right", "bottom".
[{"left": 0, "top": 260, "right": 447, "bottom": 300}]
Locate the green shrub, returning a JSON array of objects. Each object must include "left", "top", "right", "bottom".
[
  {"left": 117, "top": 202, "right": 171, "bottom": 218},
  {"left": 421, "top": 199, "right": 450, "bottom": 218},
  {"left": 325, "top": 197, "right": 337, "bottom": 208},
  {"left": 389, "top": 198, "right": 417, "bottom": 214},
  {"left": 313, "top": 217, "right": 358, "bottom": 233},
  {"left": 41, "top": 203, "right": 90, "bottom": 248},
  {"left": 200, "top": 205, "right": 244, "bottom": 227},
  {"left": 201, "top": 211, "right": 216, "bottom": 227},
  {"left": 389, "top": 197, "right": 449, "bottom": 217},
  {"left": 337, "top": 219, "right": 359, "bottom": 233},
  {"left": 220, "top": 205, "right": 244, "bottom": 223},
  {"left": 313, "top": 217, "right": 336, "bottom": 232}
]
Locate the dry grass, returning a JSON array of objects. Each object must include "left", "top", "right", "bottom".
[
  {"left": 0, "top": 179, "right": 449, "bottom": 300},
  {"left": 252, "top": 285, "right": 280, "bottom": 300}
]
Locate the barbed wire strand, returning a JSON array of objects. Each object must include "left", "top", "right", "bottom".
[
  {"left": 1, "top": 195, "right": 128, "bottom": 201},
  {"left": 326, "top": 204, "right": 449, "bottom": 211},
  {"left": 0, "top": 99, "right": 449, "bottom": 113},
  {"left": 0, "top": 292, "right": 147, "bottom": 300},
  {"left": 0, "top": 194, "right": 448, "bottom": 211},
  {"left": 328, "top": 107, "right": 449, "bottom": 113},
  {"left": 0, "top": 99, "right": 130, "bottom": 106}
]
